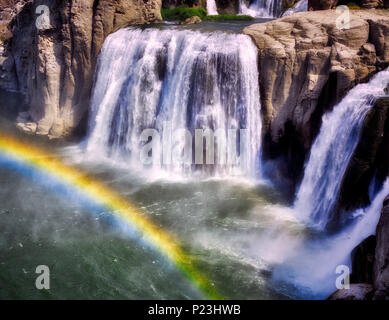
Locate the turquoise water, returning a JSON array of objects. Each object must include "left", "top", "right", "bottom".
[{"left": 0, "top": 115, "right": 309, "bottom": 299}]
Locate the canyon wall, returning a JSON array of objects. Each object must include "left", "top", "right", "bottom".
[
  {"left": 0, "top": 0, "right": 162, "bottom": 137},
  {"left": 244, "top": 10, "right": 389, "bottom": 203}
]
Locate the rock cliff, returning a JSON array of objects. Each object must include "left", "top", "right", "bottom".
[
  {"left": 0, "top": 0, "right": 162, "bottom": 137},
  {"left": 243, "top": 10, "right": 389, "bottom": 198}
]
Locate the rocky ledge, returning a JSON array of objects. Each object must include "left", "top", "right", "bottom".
[
  {"left": 0, "top": 0, "right": 162, "bottom": 138},
  {"left": 244, "top": 10, "right": 389, "bottom": 202}
]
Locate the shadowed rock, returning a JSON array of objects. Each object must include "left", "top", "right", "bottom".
[
  {"left": 350, "top": 235, "right": 376, "bottom": 284},
  {"left": 373, "top": 194, "right": 389, "bottom": 299}
]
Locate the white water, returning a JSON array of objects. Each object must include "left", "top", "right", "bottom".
[
  {"left": 239, "top": 0, "right": 283, "bottom": 18},
  {"left": 83, "top": 26, "right": 389, "bottom": 299},
  {"left": 275, "top": 178, "right": 389, "bottom": 298},
  {"left": 86, "top": 28, "right": 262, "bottom": 178},
  {"left": 206, "top": 0, "right": 219, "bottom": 15},
  {"left": 294, "top": 69, "right": 389, "bottom": 230},
  {"left": 282, "top": 0, "right": 307, "bottom": 17}
]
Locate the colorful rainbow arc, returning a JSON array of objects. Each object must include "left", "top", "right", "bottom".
[{"left": 0, "top": 133, "right": 223, "bottom": 300}]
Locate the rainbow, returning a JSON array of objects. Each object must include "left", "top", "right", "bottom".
[{"left": 0, "top": 133, "right": 223, "bottom": 300}]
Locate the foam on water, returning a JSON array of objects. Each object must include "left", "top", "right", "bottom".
[{"left": 294, "top": 69, "right": 389, "bottom": 230}]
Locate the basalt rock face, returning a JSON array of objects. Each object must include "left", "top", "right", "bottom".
[
  {"left": 373, "top": 194, "right": 389, "bottom": 299},
  {"left": 308, "top": 0, "right": 338, "bottom": 10},
  {"left": 350, "top": 235, "right": 376, "bottom": 284},
  {"left": 0, "top": 0, "right": 162, "bottom": 138},
  {"left": 215, "top": 0, "right": 239, "bottom": 14},
  {"left": 243, "top": 10, "right": 389, "bottom": 197}
]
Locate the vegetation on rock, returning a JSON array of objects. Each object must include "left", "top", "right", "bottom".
[
  {"left": 161, "top": 6, "right": 207, "bottom": 20},
  {"left": 161, "top": 5, "right": 253, "bottom": 21}
]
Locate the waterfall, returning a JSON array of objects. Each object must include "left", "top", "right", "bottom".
[
  {"left": 86, "top": 28, "right": 262, "bottom": 178},
  {"left": 294, "top": 69, "right": 389, "bottom": 230},
  {"left": 282, "top": 0, "right": 308, "bottom": 17},
  {"left": 275, "top": 177, "right": 389, "bottom": 298},
  {"left": 239, "top": 0, "right": 283, "bottom": 18},
  {"left": 206, "top": 0, "right": 218, "bottom": 15}
]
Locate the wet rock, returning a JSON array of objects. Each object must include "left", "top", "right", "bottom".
[
  {"left": 308, "top": 0, "right": 338, "bottom": 10},
  {"left": 350, "top": 235, "right": 376, "bottom": 284},
  {"left": 360, "top": 0, "right": 383, "bottom": 9},
  {"left": 328, "top": 283, "right": 374, "bottom": 300},
  {"left": 373, "top": 195, "right": 389, "bottom": 299}
]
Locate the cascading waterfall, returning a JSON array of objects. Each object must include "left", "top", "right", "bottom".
[
  {"left": 294, "top": 69, "right": 389, "bottom": 230},
  {"left": 206, "top": 0, "right": 219, "bottom": 15},
  {"left": 239, "top": 0, "right": 283, "bottom": 18},
  {"left": 86, "top": 28, "right": 262, "bottom": 178},
  {"left": 275, "top": 177, "right": 389, "bottom": 298}
]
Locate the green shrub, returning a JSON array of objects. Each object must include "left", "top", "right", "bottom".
[
  {"left": 161, "top": 6, "right": 207, "bottom": 21},
  {"left": 161, "top": 6, "right": 254, "bottom": 22}
]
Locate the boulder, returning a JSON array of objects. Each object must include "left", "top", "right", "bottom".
[
  {"left": 328, "top": 283, "right": 374, "bottom": 300},
  {"left": 215, "top": 0, "right": 239, "bottom": 15},
  {"left": 182, "top": 15, "right": 202, "bottom": 24}
]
